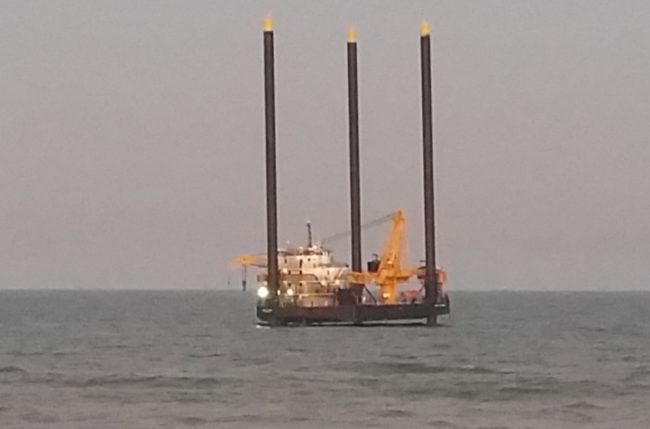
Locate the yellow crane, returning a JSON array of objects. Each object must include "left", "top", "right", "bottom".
[
  {"left": 346, "top": 209, "right": 447, "bottom": 304},
  {"left": 230, "top": 253, "right": 266, "bottom": 291},
  {"left": 346, "top": 209, "right": 416, "bottom": 303}
]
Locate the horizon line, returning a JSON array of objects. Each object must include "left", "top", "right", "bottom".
[{"left": 0, "top": 288, "right": 648, "bottom": 293}]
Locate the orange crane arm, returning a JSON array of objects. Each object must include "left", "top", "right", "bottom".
[
  {"left": 230, "top": 253, "right": 268, "bottom": 292},
  {"left": 346, "top": 209, "right": 418, "bottom": 303},
  {"left": 230, "top": 254, "right": 267, "bottom": 268}
]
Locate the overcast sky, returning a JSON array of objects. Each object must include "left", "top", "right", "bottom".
[{"left": 1, "top": 1, "right": 649, "bottom": 290}]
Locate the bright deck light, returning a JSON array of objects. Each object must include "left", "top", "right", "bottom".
[{"left": 257, "top": 286, "right": 269, "bottom": 299}]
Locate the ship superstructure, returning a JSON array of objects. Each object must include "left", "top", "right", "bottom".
[{"left": 258, "top": 243, "right": 350, "bottom": 308}]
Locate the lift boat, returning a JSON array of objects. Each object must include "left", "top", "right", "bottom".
[{"left": 233, "top": 18, "right": 450, "bottom": 326}]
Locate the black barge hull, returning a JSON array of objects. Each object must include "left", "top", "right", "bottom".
[{"left": 257, "top": 301, "right": 450, "bottom": 326}]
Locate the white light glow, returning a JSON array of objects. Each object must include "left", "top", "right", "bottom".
[{"left": 257, "top": 286, "right": 269, "bottom": 299}]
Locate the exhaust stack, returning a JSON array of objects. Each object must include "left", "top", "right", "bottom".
[
  {"left": 420, "top": 21, "right": 438, "bottom": 318},
  {"left": 263, "top": 16, "right": 279, "bottom": 299},
  {"left": 347, "top": 27, "right": 362, "bottom": 275}
]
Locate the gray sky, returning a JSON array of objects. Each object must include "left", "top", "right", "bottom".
[{"left": 1, "top": 1, "right": 649, "bottom": 290}]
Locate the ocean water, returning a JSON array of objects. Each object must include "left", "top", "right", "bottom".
[{"left": 0, "top": 291, "right": 649, "bottom": 429}]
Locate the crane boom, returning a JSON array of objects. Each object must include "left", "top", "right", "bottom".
[
  {"left": 346, "top": 209, "right": 419, "bottom": 303},
  {"left": 320, "top": 212, "right": 394, "bottom": 244},
  {"left": 231, "top": 254, "right": 267, "bottom": 268}
]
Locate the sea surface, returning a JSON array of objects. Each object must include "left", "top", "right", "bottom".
[{"left": 0, "top": 290, "right": 649, "bottom": 429}]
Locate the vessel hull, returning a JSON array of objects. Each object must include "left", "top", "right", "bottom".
[{"left": 256, "top": 300, "right": 450, "bottom": 326}]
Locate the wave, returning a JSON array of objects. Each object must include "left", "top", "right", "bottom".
[
  {"left": 11, "top": 371, "right": 232, "bottom": 390},
  {"left": 565, "top": 401, "right": 605, "bottom": 411},
  {"left": 498, "top": 385, "right": 550, "bottom": 395},
  {"left": 65, "top": 374, "right": 225, "bottom": 389},
  {"left": 0, "top": 365, "right": 27, "bottom": 374},
  {"left": 622, "top": 365, "right": 650, "bottom": 382},
  {"left": 394, "top": 377, "right": 612, "bottom": 402},
  {"left": 377, "top": 409, "right": 414, "bottom": 418},
  {"left": 8, "top": 350, "right": 77, "bottom": 357},
  {"left": 175, "top": 417, "right": 210, "bottom": 426},
  {"left": 187, "top": 352, "right": 222, "bottom": 358},
  {"left": 344, "top": 361, "right": 512, "bottom": 376},
  {"left": 92, "top": 343, "right": 153, "bottom": 350},
  {"left": 427, "top": 420, "right": 459, "bottom": 428}
]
